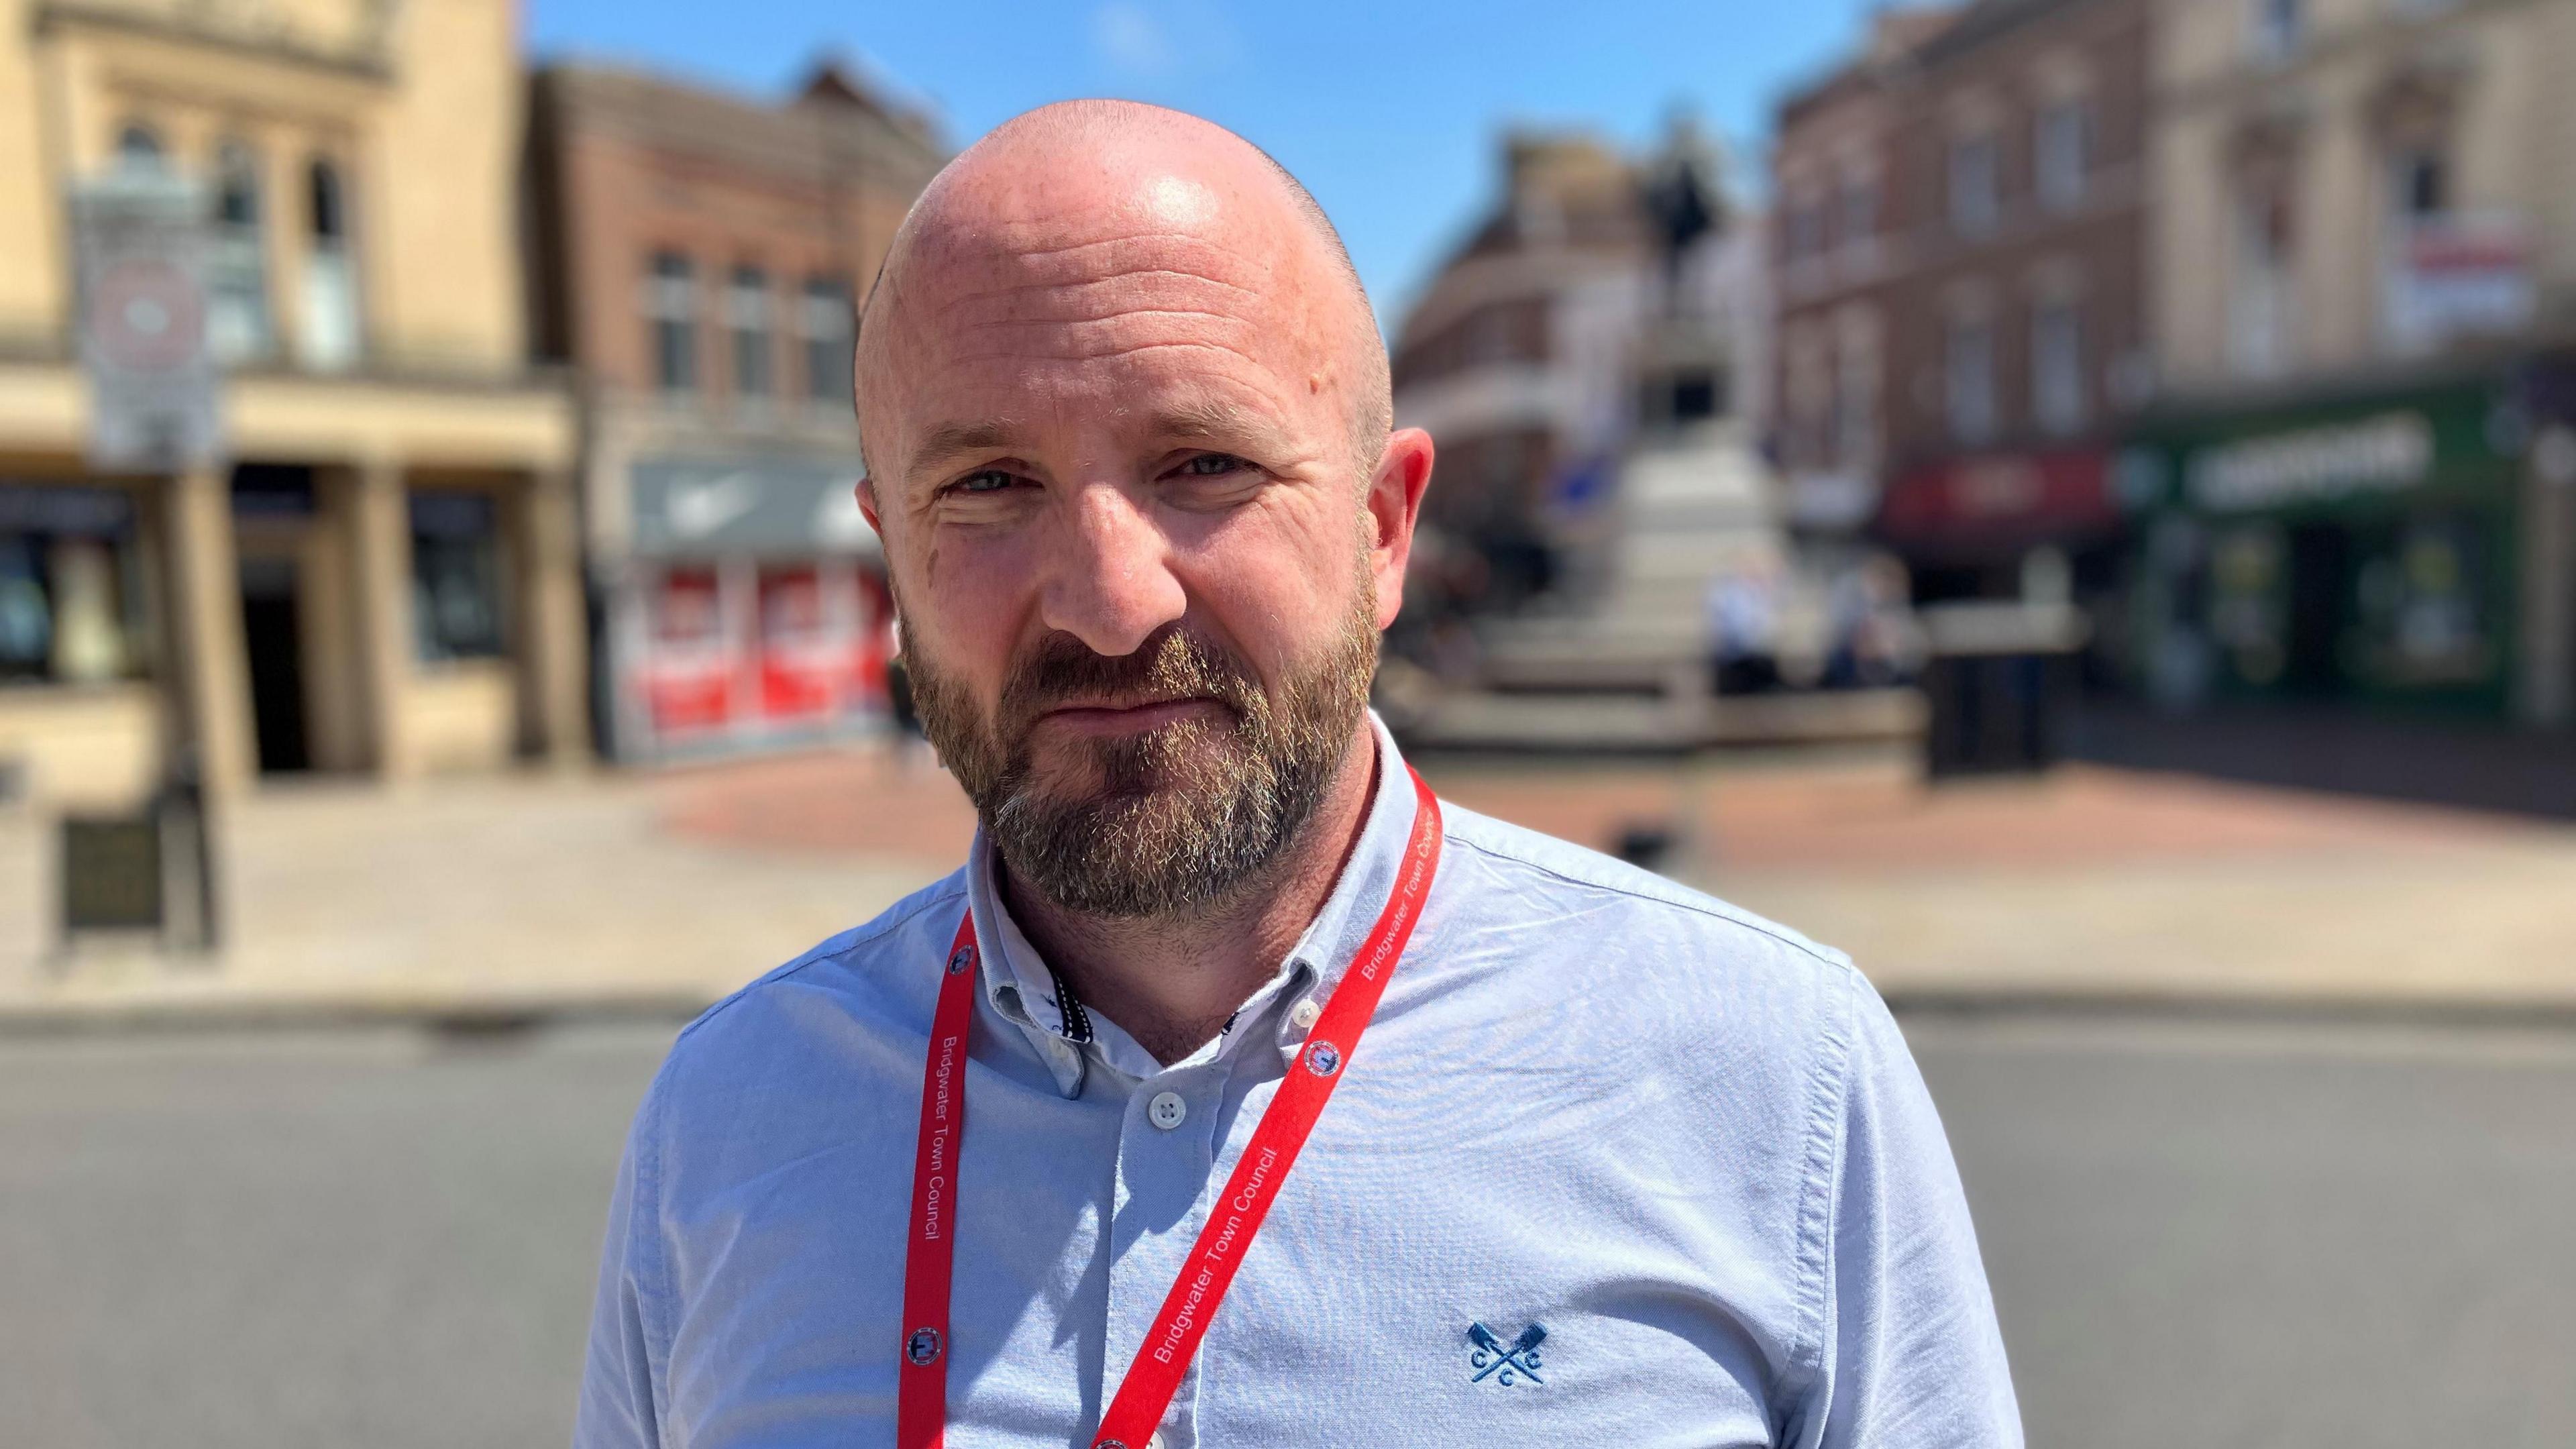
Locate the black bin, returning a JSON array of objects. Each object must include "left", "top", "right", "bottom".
[{"left": 1918, "top": 602, "right": 2088, "bottom": 779}]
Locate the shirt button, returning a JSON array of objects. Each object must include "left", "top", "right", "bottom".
[
  {"left": 1148, "top": 1434, "right": 1169, "bottom": 1449},
  {"left": 1147, "top": 1091, "right": 1187, "bottom": 1131},
  {"left": 1289, "top": 998, "right": 1322, "bottom": 1031}
]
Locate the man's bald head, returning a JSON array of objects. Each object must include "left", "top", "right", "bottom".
[{"left": 854, "top": 99, "right": 1392, "bottom": 484}]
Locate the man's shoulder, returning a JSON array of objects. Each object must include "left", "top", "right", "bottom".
[
  {"left": 1436, "top": 798, "right": 1853, "bottom": 979},
  {"left": 650, "top": 870, "right": 969, "bottom": 1097}
]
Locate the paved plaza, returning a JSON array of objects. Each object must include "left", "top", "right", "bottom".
[{"left": 5, "top": 739, "right": 2574, "bottom": 1022}]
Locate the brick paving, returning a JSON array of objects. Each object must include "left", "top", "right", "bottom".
[{"left": 3, "top": 737, "right": 2571, "bottom": 1022}]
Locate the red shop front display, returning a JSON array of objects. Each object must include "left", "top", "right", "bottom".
[
  {"left": 642, "top": 568, "right": 734, "bottom": 737},
  {"left": 628, "top": 561, "right": 890, "bottom": 753}
]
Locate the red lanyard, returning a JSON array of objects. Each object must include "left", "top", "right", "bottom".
[{"left": 896, "top": 766, "right": 1443, "bottom": 1449}]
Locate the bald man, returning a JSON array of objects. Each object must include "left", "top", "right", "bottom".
[{"left": 576, "top": 103, "right": 2019, "bottom": 1449}]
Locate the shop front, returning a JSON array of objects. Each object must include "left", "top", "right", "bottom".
[
  {"left": 1876, "top": 447, "right": 2130, "bottom": 684},
  {"left": 606, "top": 456, "right": 891, "bottom": 761},
  {"left": 2122, "top": 370, "right": 2565, "bottom": 722},
  {"left": 0, "top": 373, "right": 584, "bottom": 808}
]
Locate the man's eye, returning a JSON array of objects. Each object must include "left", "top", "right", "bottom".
[
  {"left": 953, "top": 469, "right": 1019, "bottom": 494},
  {"left": 1178, "top": 453, "right": 1248, "bottom": 477}
]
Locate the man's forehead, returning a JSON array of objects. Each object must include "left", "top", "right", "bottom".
[{"left": 898, "top": 378, "right": 1310, "bottom": 482}]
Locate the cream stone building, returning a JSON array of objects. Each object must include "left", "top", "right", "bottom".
[
  {"left": 0, "top": 0, "right": 581, "bottom": 807},
  {"left": 2151, "top": 0, "right": 2576, "bottom": 384}
]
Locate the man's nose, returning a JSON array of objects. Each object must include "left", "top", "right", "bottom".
[{"left": 1036, "top": 483, "right": 1187, "bottom": 657}]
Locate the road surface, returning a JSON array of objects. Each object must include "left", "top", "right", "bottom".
[{"left": 3, "top": 1013, "right": 2570, "bottom": 1447}]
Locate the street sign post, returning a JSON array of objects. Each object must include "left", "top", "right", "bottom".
[{"left": 73, "top": 172, "right": 223, "bottom": 472}]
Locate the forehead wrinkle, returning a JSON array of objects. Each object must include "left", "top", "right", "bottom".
[
  {"left": 931, "top": 338, "right": 1277, "bottom": 371},
  {"left": 969, "top": 228, "right": 1275, "bottom": 276}
]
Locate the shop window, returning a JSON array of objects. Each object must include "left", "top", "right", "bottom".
[
  {"left": 802, "top": 276, "right": 854, "bottom": 404},
  {"left": 643, "top": 568, "right": 733, "bottom": 735},
  {"left": 729, "top": 265, "right": 773, "bottom": 399},
  {"left": 300, "top": 158, "right": 361, "bottom": 372},
  {"left": 1949, "top": 132, "right": 2000, "bottom": 236},
  {"left": 0, "top": 488, "right": 145, "bottom": 686},
  {"left": 410, "top": 492, "right": 504, "bottom": 663},
  {"left": 1945, "top": 313, "right": 1997, "bottom": 443},
  {"left": 2031, "top": 298, "right": 2086, "bottom": 435},
  {"left": 208, "top": 141, "right": 272, "bottom": 364},
  {"left": 2035, "top": 99, "right": 2092, "bottom": 213},
  {"left": 645, "top": 252, "right": 697, "bottom": 392},
  {"left": 2357, "top": 514, "right": 2490, "bottom": 686}
]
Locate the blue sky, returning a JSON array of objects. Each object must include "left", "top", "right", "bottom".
[{"left": 526, "top": 1, "right": 1880, "bottom": 325}]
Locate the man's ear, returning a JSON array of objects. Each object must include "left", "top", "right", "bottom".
[
  {"left": 1364, "top": 428, "right": 1435, "bottom": 632},
  {"left": 857, "top": 477, "right": 883, "bottom": 535}
]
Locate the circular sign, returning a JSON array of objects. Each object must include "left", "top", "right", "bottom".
[{"left": 89, "top": 257, "right": 204, "bottom": 373}]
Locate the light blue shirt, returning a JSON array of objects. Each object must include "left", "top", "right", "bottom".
[{"left": 577, "top": 718, "right": 2021, "bottom": 1447}]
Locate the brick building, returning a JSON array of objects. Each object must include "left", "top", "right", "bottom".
[
  {"left": 1772, "top": 0, "right": 2153, "bottom": 653},
  {"left": 527, "top": 61, "right": 942, "bottom": 761}
]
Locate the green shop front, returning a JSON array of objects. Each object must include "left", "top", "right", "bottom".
[{"left": 2123, "top": 368, "right": 2576, "bottom": 724}]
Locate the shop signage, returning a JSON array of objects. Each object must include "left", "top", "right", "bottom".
[
  {"left": 74, "top": 173, "right": 222, "bottom": 471},
  {"left": 2382, "top": 212, "right": 2533, "bottom": 354},
  {"left": 631, "top": 458, "right": 877, "bottom": 559},
  {"left": 1880, "top": 450, "right": 2115, "bottom": 543},
  {"left": 2185, "top": 411, "right": 2432, "bottom": 512}
]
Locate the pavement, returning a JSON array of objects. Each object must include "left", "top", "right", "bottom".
[
  {"left": 7, "top": 1014, "right": 2571, "bottom": 1448},
  {"left": 4, "top": 734, "right": 2575, "bottom": 1028}
]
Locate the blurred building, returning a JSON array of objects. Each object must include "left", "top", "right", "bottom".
[
  {"left": 2127, "top": 0, "right": 2576, "bottom": 726},
  {"left": 526, "top": 62, "right": 941, "bottom": 763},
  {"left": 1389, "top": 122, "right": 1779, "bottom": 693},
  {"left": 0, "top": 0, "right": 583, "bottom": 804},
  {"left": 1772, "top": 0, "right": 2153, "bottom": 680}
]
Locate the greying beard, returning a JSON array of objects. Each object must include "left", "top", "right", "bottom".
[{"left": 902, "top": 588, "right": 1379, "bottom": 919}]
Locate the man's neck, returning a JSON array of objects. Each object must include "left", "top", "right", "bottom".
[{"left": 999, "top": 722, "right": 1381, "bottom": 1067}]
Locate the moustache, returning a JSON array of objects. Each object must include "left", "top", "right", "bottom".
[{"left": 997, "top": 626, "right": 1266, "bottom": 741}]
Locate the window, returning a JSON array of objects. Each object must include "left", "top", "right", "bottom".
[
  {"left": 645, "top": 252, "right": 697, "bottom": 392},
  {"left": 2230, "top": 181, "right": 2296, "bottom": 377},
  {"left": 208, "top": 142, "right": 271, "bottom": 365},
  {"left": 2035, "top": 99, "right": 2092, "bottom": 212},
  {"left": 0, "top": 487, "right": 146, "bottom": 686},
  {"left": 800, "top": 277, "right": 854, "bottom": 404},
  {"left": 729, "top": 265, "right": 773, "bottom": 399},
  {"left": 1949, "top": 133, "right": 2000, "bottom": 235},
  {"left": 2390, "top": 148, "right": 2447, "bottom": 221},
  {"left": 2031, "top": 297, "right": 2086, "bottom": 435},
  {"left": 299, "top": 158, "right": 360, "bottom": 371},
  {"left": 1833, "top": 319, "right": 1879, "bottom": 468},
  {"left": 1788, "top": 199, "right": 1826, "bottom": 260},
  {"left": 1839, "top": 176, "right": 1878, "bottom": 251},
  {"left": 1946, "top": 313, "right": 1997, "bottom": 443},
  {"left": 114, "top": 122, "right": 164, "bottom": 172},
  {"left": 410, "top": 492, "right": 504, "bottom": 663},
  {"left": 2252, "top": 0, "right": 2303, "bottom": 62}
]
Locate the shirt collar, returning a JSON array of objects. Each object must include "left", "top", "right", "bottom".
[{"left": 965, "top": 711, "right": 1424, "bottom": 1098}]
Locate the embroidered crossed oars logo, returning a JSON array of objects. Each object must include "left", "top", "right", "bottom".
[{"left": 1466, "top": 1322, "right": 1546, "bottom": 1386}]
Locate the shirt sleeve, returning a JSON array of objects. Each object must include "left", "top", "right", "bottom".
[
  {"left": 1789, "top": 971, "right": 2023, "bottom": 1448},
  {"left": 574, "top": 1086, "right": 667, "bottom": 1449}
]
